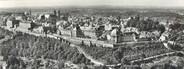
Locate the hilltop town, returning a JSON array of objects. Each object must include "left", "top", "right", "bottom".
[{"left": 0, "top": 7, "right": 184, "bottom": 69}]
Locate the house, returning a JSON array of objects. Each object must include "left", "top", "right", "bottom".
[
  {"left": 46, "top": 14, "right": 57, "bottom": 24},
  {"left": 0, "top": 60, "right": 7, "bottom": 69},
  {"left": 108, "top": 28, "right": 122, "bottom": 43},
  {"left": 121, "top": 27, "right": 139, "bottom": 34},
  {"left": 18, "top": 21, "right": 35, "bottom": 31},
  {"left": 105, "top": 24, "right": 112, "bottom": 30},
  {"left": 37, "top": 14, "right": 46, "bottom": 23},
  {"left": 83, "top": 30, "right": 97, "bottom": 39},
  {"left": 71, "top": 25, "right": 84, "bottom": 37},
  {"left": 99, "top": 30, "right": 111, "bottom": 41},
  {"left": 122, "top": 32, "right": 137, "bottom": 42},
  {"left": 80, "top": 25, "right": 98, "bottom": 39},
  {"left": 104, "top": 24, "right": 119, "bottom": 31},
  {"left": 33, "top": 26, "right": 44, "bottom": 34},
  {"left": 38, "top": 13, "right": 57, "bottom": 24},
  {"left": 138, "top": 31, "right": 161, "bottom": 41},
  {"left": 6, "top": 20, "right": 13, "bottom": 28},
  {"left": 6, "top": 20, "right": 19, "bottom": 28},
  {"left": 56, "top": 21, "right": 73, "bottom": 36},
  {"left": 42, "top": 22, "right": 56, "bottom": 34},
  {"left": 79, "top": 21, "right": 96, "bottom": 31},
  {"left": 57, "top": 26, "right": 72, "bottom": 36},
  {"left": 102, "top": 28, "right": 138, "bottom": 43},
  {"left": 80, "top": 25, "right": 95, "bottom": 31},
  {"left": 15, "top": 16, "right": 22, "bottom": 20}
]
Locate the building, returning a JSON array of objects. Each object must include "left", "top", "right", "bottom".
[
  {"left": 6, "top": 20, "right": 14, "bottom": 28},
  {"left": 108, "top": 28, "right": 122, "bottom": 43},
  {"left": 33, "top": 26, "right": 44, "bottom": 34},
  {"left": 18, "top": 21, "right": 35, "bottom": 31},
  {"left": 57, "top": 26, "right": 72, "bottom": 36},
  {"left": 71, "top": 26, "right": 84, "bottom": 37},
  {"left": 6, "top": 20, "right": 19, "bottom": 28},
  {"left": 122, "top": 32, "right": 137, "bottom": 42},
  {"left": 46, "top": 14, "right": 57, "bottom": 25},
  {"left": 80, "top": 25, "right": 97, "bottom": 39},
  {"left": 103, "top": 28, "right": 138, "bottom": 43},
  {"left": 80, "top": 25, "right": 95, "bottom": 31},
  {"left": 54, "top": 10, "right": 57, "bottom": 16},
  {"left": 138, "top": 31, "right": 160, "bottom": 41},
  {"left": 104, "top": 24, "right": 120, "bottom": 31},
  {"left": 83, "top": 30, "right": 97, "bottom": 39},
  {"left": 121, "top": 27, "right": 139, "bottom": 34},
  {"left": 42, "top": 22, "right": 57, "bottom": 34},
  {"left": 0, "top": 61, "right": 7, "bottom": 69},
  {"left": 57, "top": 10, "right": 61, "bottom": 19}
]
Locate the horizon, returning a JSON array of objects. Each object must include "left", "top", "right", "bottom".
[
  {"left": 0, "top": 0, "right": 184, "bottom": 8},
  {"left": 0, "top": 5, "right": 184, "bottom": 9}
]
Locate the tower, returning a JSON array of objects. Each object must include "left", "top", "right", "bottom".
[
  {"left": 58, "top": 10, "right": 61, "bottom": 17},
  {"left": 54, "top": 10, "right": 57, "bottom": 16},
  {"left": 29, "top": 9, "right": 31, "bottom": 16}
]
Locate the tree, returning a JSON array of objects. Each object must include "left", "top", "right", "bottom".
[
  {"left": 73, "top": 54, "right": 83, "bottom": 64},
  {"left": 47, "top": 50, "right": 55, "bottom": 59},
  {"left": 71, "top": 53, "right": 79, "bottom": 61},
  {"left": 80, "top": 57, "right": 86, "bottom": 63},
  {"left": 43, "top": 50, "right": 52, "bottom": 59},
  {"left": 57, "top": 51, "right": 64, "bottom": 60},
  {"left": 121, "top": 58, "right": 129, "bottom": 65},
  {"left": 141, "top": 53, "right": 146, "bottom": 58},
  {"left": 18, "top": 48, "right": 24, "bottom": 57},
  {"left": 53, "top": 50, "right": 62, "bottom": 60},
  {"left": 8, "top": 65, "right": 13, "bottom": 69},
  {"left": 9, "top": 48, "right": 18, "bottom": 56},
  {"left": 66, "top": 52, "right": 74, "bottom": 60},
  {"left": 97, "top": 65, "right": 108, "bottom": 69},
  {"left": 82, "top": 65, "right": 88, "bottom": 69},
  {"left": 6, "top": 56, "right": 20, "bottom": 68},
  {"left": 0, "top": 65, "right": 2, "bottom": 69},
  {"left": 157, "top": 24, "right": 165, "bottom": 34},
  {"left": 58, "top": 62, "right": 65, "bottom": 69},
  {"left": 85, "top": 59, "right": 90, "bottom": 64},
  {"left": 113, "top": 47, "right": 124, "bottom": 62}
]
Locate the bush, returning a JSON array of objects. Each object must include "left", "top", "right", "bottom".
[{"left": 58, "top": 62, "right": 65, "bottom": 69}]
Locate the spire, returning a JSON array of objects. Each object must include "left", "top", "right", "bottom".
[
  {"left": 29, "top": 9, "right": 31, "bottom": 16},
  {"left": 54, "top": 10, "right": 57, "bottom": 16}
]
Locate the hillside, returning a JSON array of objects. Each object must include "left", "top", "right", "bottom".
[
  {"left": 0, "top": 28, "right": 91, "bottom": 69},
  {"left": 81, "top": 43, "right": 173, "bottom": 65}
]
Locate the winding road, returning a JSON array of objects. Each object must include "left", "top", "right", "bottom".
[{"left": 70, "top": 44, "right": 105, "bottom": 66}]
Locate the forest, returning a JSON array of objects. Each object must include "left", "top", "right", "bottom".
[
  {"left": 81, "top": 43, "right": 173, "bottom": 65},
  {"left": 0, "top": 28, "right": 91, "bottom": 69},
  {"left": 126, "top": 16, "right": 166, "bottom": 34}
]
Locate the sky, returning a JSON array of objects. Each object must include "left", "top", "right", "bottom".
[{"left": 0, "top": 0, "right": 184, "bottom": 8}]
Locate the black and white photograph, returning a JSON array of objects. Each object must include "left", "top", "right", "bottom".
[{"left": 0, "top": 0, "right": 184, "bottom": 69}]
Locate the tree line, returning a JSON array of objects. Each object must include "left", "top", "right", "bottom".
[{"left": 0, "top": 33, "right": 91, "bottom": 69}]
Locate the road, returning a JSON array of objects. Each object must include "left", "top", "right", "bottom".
[{"left": 70, "top": 44, "right": 105, "bottom": 66}]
